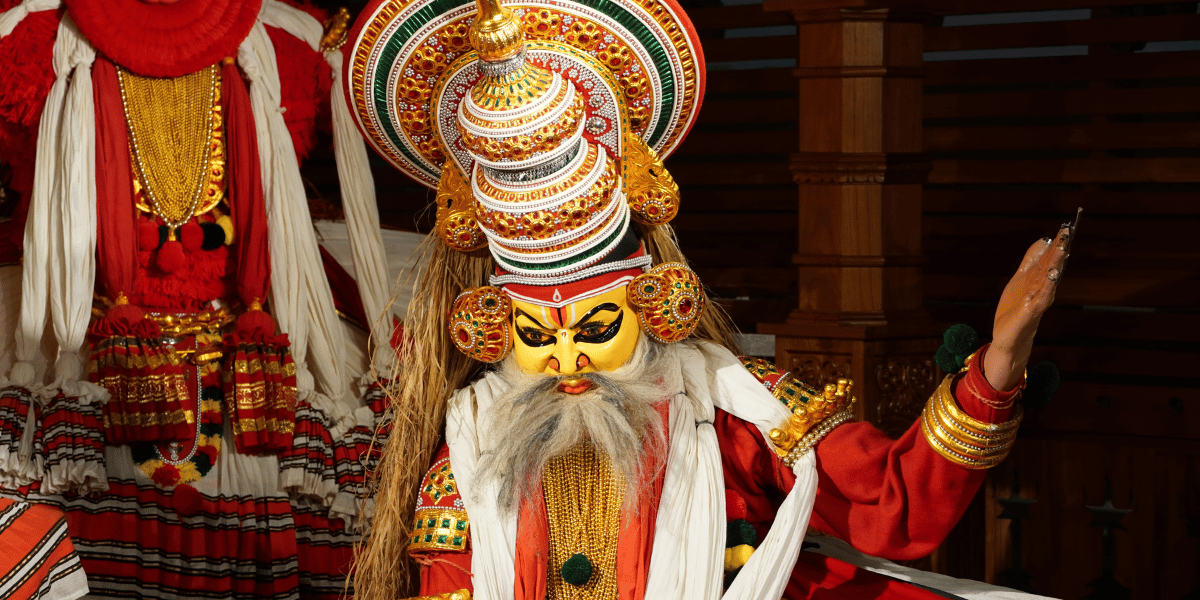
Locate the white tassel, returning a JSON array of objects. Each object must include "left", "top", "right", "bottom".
[
  {"left": 0, "top": 0, "right": 61, "bottom": 38},
  {"left": 238, "top": 21, "right": 351, "bottom": 404},
  {"left": 260, "top": 0, "right": 396, "bottom": 376}
]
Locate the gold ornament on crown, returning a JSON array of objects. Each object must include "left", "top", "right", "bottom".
[
  {"left": 623, "top": 133, "right": 679, "bottom": 225},
  {"left": 469, "top": 0, "right": 524, "bottom": 62},
  {"left": 117, "top": 65, "right": 224, "bottom": 229},
  {"left": 435, "top": 163, "right": 487, "bottom": 252}
]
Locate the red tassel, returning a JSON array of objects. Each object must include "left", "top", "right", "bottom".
[
  {"left": 180, "top": 221, "right": 203, "bottom": 252},
  {"left": 138, "top": 221, "right": 161, "bottom": 251},
  {"left": 234, "top": 307, "right": 277, "bottom": 343},
  {"left": 156, "top": 239, "right": 186, "bottom": 273},
  {"left": 224, "top": 305, "right": 296, "bottom": 455}
]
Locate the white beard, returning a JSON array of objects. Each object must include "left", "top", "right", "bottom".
[{"left": 476, "top": 337, "right": 669, "bottom": 513}]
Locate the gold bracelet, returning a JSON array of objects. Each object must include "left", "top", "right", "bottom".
[{"left": 919, "top": 375, "right": 1022, "bottom": 470}]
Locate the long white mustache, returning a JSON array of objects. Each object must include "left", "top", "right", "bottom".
[{"left": 479, "top": 339, "right": 669, "bottom": 513}]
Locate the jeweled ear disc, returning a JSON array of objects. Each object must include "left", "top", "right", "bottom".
[
  {"left": 627, "top": 262, "right": 705, "bottom": 343},
  {"left": 449, "top": 286, "right": 514, "bottom": 362}
]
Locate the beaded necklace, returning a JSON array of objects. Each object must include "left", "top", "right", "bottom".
[
  {"left": 116, "top": 65, "right": 224, "bottom": 230},
  {"left": 543, "top": 443, "right": 623, "bottom": 600}
]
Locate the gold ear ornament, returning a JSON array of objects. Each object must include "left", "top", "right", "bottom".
[
  {"left": 449, "top": 286, "right": 513, "bottom": 362},
  {"left": 627, "top": 262, "right": 705, "bottom": 343}
]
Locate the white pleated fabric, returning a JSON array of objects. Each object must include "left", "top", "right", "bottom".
[
  {"left": 237, "top": 19, "right": 351, "bottom": 405},
  {"left": 2, "top": 11, "right": 106, "bottom": 409},
  {"left": 260, "top": 0, "right": 396, "bottom": 376},
  {"left": 444, "top": 339, "right": 819, "bottom": 600}
]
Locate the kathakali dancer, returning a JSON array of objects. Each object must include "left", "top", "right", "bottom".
[
  {"left": 344, "top": 0, "right": 1070, "bottom": 598},
  {"left": 0, "top": 0, "right": 399, "bottom": 598}
]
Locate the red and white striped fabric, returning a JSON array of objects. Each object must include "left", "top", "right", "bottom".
[{"left": 0, "top": 497, "right": 88, "bottom": 600}]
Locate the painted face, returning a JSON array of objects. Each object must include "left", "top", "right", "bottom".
[{"left": 510, "top": 286, "right": 640, "bottom": 392}]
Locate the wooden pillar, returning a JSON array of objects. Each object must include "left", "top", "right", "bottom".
[{"left": 760, "top": 0, "right": 939, "bottom": 437}]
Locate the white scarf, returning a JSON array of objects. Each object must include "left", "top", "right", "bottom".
[{"left": 445, "top": 339, "right": 819, "bottom": 600}]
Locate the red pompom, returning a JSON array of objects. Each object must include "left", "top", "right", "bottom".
[
  {"left": 105, "top": 302, "right": 145, "bottom": 327},
  {"left": 155, "top": 239, "right": 186, "bottom": 273},
  {"left": 138, "top": 221, "right": 161, "bottom": 251},
  {"left": 172, "top": 483, "right": 204, "bottom": 516},
  {"left": 180, "top": 221, "right": 203, "bottom": 252},
  {"left": 234, "top": 309, "right": 276, "bottom": 342},
  {"left": 151, "top": 463, "right": 180, "bottom": 487},
  {"left": 725, "top": 489, "right": 748, "bottom": 521}
]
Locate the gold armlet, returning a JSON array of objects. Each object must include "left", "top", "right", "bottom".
[
  {"left": 769, "top": 378, "right": 857, "bottom": 468},
  {"left": 411, "top": 591, "right": 472, "bottom": 600},
  {"left": 919, "top": 375, "right": 1023, "bottom": 470}
]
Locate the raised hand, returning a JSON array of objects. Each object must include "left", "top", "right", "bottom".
[{"left": 983, "top": 211, "right": 1079, "bottom": 391}]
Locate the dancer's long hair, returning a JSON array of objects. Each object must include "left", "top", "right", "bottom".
[{"left": 352, "top": 221, "right": 740, "bottom": 600}]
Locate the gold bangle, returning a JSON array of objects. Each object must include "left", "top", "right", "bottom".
[
  {"left": 919, "top": 375, "right": 1022, "bottom": 470},
  {"left": 932, "top": 386, "right": 1021, "bottom": 449},
  {"left": 924, "top": 406, "right": 1013, "bottom": 459},
  {"left": 936, "top": 376, "right": 1021, "bottom": 435}
]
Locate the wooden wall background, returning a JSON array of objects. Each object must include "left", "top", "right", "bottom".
[{"left": 302, "top": 0, "right": 1199, "bottom": 597}]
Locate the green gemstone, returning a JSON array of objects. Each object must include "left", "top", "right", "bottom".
[
  {"left": 456, "top": 520, "right": 466, "bottom": 530},
  {"left": 442, "top": 518, "right": 451, "bottom": 528},
  {"left": 452, "top": 536, "right": 464, "bottom": 545}
]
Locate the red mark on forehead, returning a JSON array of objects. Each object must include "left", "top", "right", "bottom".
[{"left": 553, "top": 306, "right": 565, "bottom": 328}]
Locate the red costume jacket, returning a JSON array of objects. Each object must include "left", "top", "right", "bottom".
[{"left": 411, "top": 347, "right": 1016, "bottom": 600}]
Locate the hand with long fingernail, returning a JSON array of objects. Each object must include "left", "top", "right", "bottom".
[{"left": 983, "top": 209, "right": 1079, "bottom": 391}]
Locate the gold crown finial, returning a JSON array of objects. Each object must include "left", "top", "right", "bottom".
[{"left": 469, "top": 0, "right": 524, "bottom": 62}]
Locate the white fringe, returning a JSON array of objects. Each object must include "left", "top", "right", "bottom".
[
  {"left": 238, "top": 19, "right": 351, "bottom": 404},
  {"left": 260, "top": 0, "right": 395, "bottom": 377}
]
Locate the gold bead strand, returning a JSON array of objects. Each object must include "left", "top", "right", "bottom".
[{"left": 116, "top": 65, "right": 221, "bottom": 230}]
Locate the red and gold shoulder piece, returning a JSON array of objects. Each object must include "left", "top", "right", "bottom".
[
  {"left": 409, "top": 456, "right": 470, "bottom": 553},
  {"left": 738, "top": 356, "right": 822, "bottom": 412}
]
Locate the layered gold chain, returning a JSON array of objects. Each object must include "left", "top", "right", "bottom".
[
  {"left": 117, "top": 65, "right": 223, "bottom": 228},
  {"left": 543, "top": 443, "right": 623, "bottom": 600}
]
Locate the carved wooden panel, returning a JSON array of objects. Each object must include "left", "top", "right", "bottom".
[{"left": 874, "top": 354, "right": 940, "bottom": 439}]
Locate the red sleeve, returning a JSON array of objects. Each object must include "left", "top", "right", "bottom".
[
  {"left": 719, "top": 349, "right": 1021, "bottom": 562},
  {"left": 413, "top": 442, "right": 474, "bottom": 597}
]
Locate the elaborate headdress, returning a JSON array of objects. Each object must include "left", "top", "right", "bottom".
[
  {"left": 346, "top": 0, "right": 709, "bottom": 360},
  {"left": 344, "top": 0, "right": 727, "bottom": 594}
]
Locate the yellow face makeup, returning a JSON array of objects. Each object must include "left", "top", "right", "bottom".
[{"left": 510, "top": 286, "right": 640, "bottom": 380}]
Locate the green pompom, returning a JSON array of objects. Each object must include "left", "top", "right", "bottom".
[
  {"left": 726, "top": 519, "right": 758, "bottom": 548},
  {"left": 1023, "top": 361, "right": 1060, "bottom": 410},
  {"left": 942, "top": 324, "right": 980, "bottom": 357},
  {"left": 934, "top": 345, "right": 959, "bottom": 373},
  {"left": 561, "top": 553, "right": 592, "bottom": 586}
]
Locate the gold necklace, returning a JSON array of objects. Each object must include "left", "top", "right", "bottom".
[
  {"left": 117, "top": 65, "right": 224, "bottom": 229},
  {"left": 543, "top": 443, "right": 623, "bottom": 600}
]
